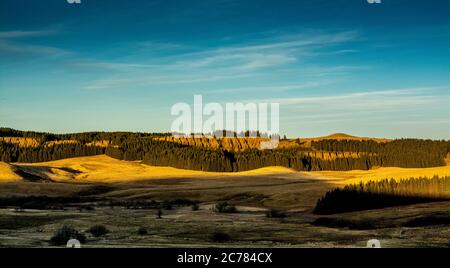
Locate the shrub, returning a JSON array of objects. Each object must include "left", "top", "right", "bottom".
[
  {"left": 266, "top": 209, "right": 287, "bottom": 218},
  {"left": 213, "top": 202, "right": 237, "bottom": 213},
  {"left": 160, "top": 201, "right": 173, "bottom": 210},
  {"left": 191, "top": 203, "right": 199, "bottom": 211},
  {"left": 50, "top": 226, "right": 86, "bottom": 246},
  {"left": 88, "top": 225, "right": 109, "bottom": 237},
  {"left": 137, "top": 227, "right": 148, "bottom": 236},
  {"left": 210, "top": 231, "right": 231, "bottom": 242},
  {"left": 156, "top": 209, "right": 163, "bottom": 219}
]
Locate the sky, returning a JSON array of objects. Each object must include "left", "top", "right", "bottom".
[{"left": 0, "top": 0, "right": 449, "bottom": 139}]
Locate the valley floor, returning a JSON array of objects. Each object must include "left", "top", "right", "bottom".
[{"left": 0, "top": 155, "right": 449, "bottom": 247}]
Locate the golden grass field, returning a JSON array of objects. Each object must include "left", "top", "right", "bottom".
[
  {"left": 0, "top": 155, "right": 296, "bottom": 183},
  {"left": 1, "top": 154, "right": 450, "bottom": 247},
  {"left": 0, "top": 162, "right": 21, "bottom": 182},
  {"left": 311, "top": 165, "right": 450, "bottom": 185},
  {"left": 1, "top": 154, "right": 449, "bottom": 185}
]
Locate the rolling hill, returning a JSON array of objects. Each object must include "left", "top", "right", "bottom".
[
  {"left": 1, "top": 154, "right": 450, "bottom": 185},
  {"left": 1, "top": 155, "right": 297, "bottom": 183},
  {"left": 0, "top": 162, "right": 21, "bottom": 182}
]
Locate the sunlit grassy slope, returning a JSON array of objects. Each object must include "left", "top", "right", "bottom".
[
  {"left": 1, "top": 154, "right": 449, "bottom": 184},
  {"left": 8, "top": 155, "right": 295, "bottom": 183},
  {"left": 312, "top": 166, "right": 450, "bottom": 185},
  {"left": 156, "top": 133, "right": 391, "bottom": 151},
  {"left": 0, "top": 162, "right": 22, "bottom": 182}
]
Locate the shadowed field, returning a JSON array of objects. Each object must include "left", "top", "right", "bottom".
[
  {"left": 1, "top": 185, "right": 449, "bottom": 248},
  {"left": 1, "top": 155, "right": 449, "bottom": 247}
]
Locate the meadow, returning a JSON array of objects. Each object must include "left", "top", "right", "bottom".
[
  {"left": 0, "top": 155, "right": 449, "bottom": 247},
  {"left": 1, "top": 130, "right": 449, "bottom": 247}
]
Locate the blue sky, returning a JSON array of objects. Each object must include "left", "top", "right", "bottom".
[{"left": 0, "top": 0, "right": 449, "bottom": 138}]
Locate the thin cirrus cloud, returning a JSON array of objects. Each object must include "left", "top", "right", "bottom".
[
  {"left": 0, "top": 28, "right": 60, "bottom": 39},
  {"left": 248, "top": 86, "right": 450, "bottom": 111},
  {"left": 203, "top": 80, "right": 342, "bottom": 95},
  {"left": 0, "top": 41, "right": 68, "bottom": 57},
  {"left": 71, "top": 61, "right": 160, "bottom": 71},
  {"left": 0, "top": 26, "right": 68, "bottom": 57},
  {"left": 170, "top": 31, "right": 359, "bottom": 70},
  {"left": 81, "top": 30, "right": 361, "bottom": 90},
  {"left": 276, "top": 86, "right": 450, "bottom": 133},
  {"left": 83, "top": 73, "right": 260, "bottom": 90}
]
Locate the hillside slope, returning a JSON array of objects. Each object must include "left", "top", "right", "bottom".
[
  {"left": 1, "top": 154, "right": 450, "bottom": 184},
  {"left": 6, "top": 155, "right": 297, "bottom": 183},
  {"left": 0, "top": 162, "right": 22, "bottom": 182},
  {"left": 155, "top": 133, "right": 391, "bottom": 151}
]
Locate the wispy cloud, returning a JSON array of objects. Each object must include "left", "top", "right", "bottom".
[
  {"left": 83, "top": 73, "right": 259, "bottom": 90},
  {"left": 171, "top": 31, "right": 359, "bottom": 70},
  {"left": 258, "top": 86, "right": 450, "bottom": 126},
  {"left": 81, "top": 30, "right": 361, "bottom": 90},
  {"left": 0, "top": 26, "right": 66, "bottom": 57},
  {"left": 136, "top": 41, "right": 189, "bottom": 51},
  {"left": 71, "top": 61, "right": 160, "bottom": 71},
  {"left": 271, "top": 86, "right": 450, "bottom": 137},
  {"left": 251, "top": 86, "right": 449, "bottom": 107},
  {"left": 204, "top": 80, "right": 340, "bottom": 94},
  {"left": 0, "top": 28, "right": 60, "bottom": 39},
  {"left": 0, "top": 41, "right": 69, "bottom": 57}
]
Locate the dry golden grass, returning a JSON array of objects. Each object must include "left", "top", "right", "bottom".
[
  {"left": 10, "top": 155, "right": 297, "bottom": 183},
  {"left": 44, "top": 140, "right": 79, "bottom": 147},
  {"left": 297, "top": 133, "right": 391, "bottom": 148},
  {"left": 0, "top": 137, "right": 39, "bottom": 147},
  {"left": 305, "top": 151, "right": 375, "bottom": 160},
  {"left": 315, "top": 133, "right": 390, "bottom": 142},
  {"left": 156, "top": 136, "right": 269, "bottom": 151},
  {"left": 2, "top": 153, "right": 449, "bottom": 186},
  {"left": 156, "top": 134, "right": 382, "bottom": 161},
  {"left": 0, "top": 133, "right": 390, "bottom": 152},
  {"left": 311, "top": 165, "right": 450, "bottom": 186},
  {"left": 86, "top": 140, "right": 116, "bottom": 147},
  {"left": 0, "top": 162, "right": 22, "bottom": 182},
  {"left": 0, "top": 137, "right": 114, "bottom": 148}
]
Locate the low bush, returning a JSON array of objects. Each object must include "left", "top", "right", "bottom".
[
  {"left": 160, "top": 202, "right": 173, "bottom": 210},
  {"left": 156, "top": 209, "right": 163, "bottom": 219},
  {"left": 137, "top": 227, "right": 148, "bottom": 235},
  {"left": 88, "top": 225, "right": 109, "bottom": 237},
  {"left": 50, "top": 226, "right": 86, "bottom": 246},
  {"left": 266, "top": 209, "right": 287, "bottom": 218},
  {"left": 213, "top": 202, "right": 237, "bottom": 213},
  {"left": 210, "top": 231, "right": 231, "bottom": 242}
]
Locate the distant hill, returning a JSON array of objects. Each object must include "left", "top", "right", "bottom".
[
  {"left": 157, "top": 132, "right": 391, "bottom": 152},
  {"left": 317, "top": 133, "right": 391, "bottom": 142},
  {"left": 1, "top": 128, "right": 448, "bottom": 172},
  {"left": 1, "top": 128, "right": 391, "bottom": 152}
]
